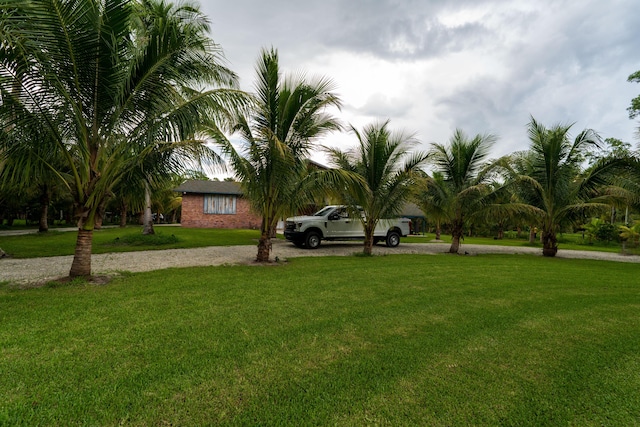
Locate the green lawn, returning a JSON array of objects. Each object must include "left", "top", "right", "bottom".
[
  {"left": 1, "top": 254, "right": 639, "bottom": 425},
  {"left": 2, "top": 226, "right": 636, "bottom": 259},
  {"left": 0, "top": 227, "right": 261, "bottom": 258},
  {"left": 403, "top": 232, "right": 636, "bottom": 254}
]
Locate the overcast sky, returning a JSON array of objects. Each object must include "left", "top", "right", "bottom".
[{"left": 200, "top": 0, "right": 640, "bottom": 168}]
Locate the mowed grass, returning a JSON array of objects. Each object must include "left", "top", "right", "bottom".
[
  {"left": 2, "top": 227, "right": 635, "bottom": 259},
  {"left": 403, "top": 233, "right": 636, "bottom": 254},
  {"left": 1, "top": 254, "right": 639, "bottom": 425},
  {"left": 0, "top": 227, "right": 261, "bottom": 258}
]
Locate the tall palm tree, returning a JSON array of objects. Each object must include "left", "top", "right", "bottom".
[
  {"left": 325, "top": 120, "right": 427, "bottom": 255},
  {"left": 0, "top": 0, "right": 244, "bottom": 277},
  {"left": 519, "top": 117, "right": 623, "bottom": 256},
  {"left": 219, "top": 47, "right": 349, "bottom": 262},
  {"left": 422, "top": 129, "right": 497, "bottom": 253}
]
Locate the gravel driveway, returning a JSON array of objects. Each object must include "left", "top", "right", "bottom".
[{"left": 1, "top": 239, "right": 638, "bottom": 284}]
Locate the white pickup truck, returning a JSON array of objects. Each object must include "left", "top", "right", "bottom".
[{"left": 284, "top": 205, "right": 411, "bottom": 249}]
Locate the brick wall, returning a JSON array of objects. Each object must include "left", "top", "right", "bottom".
[{"left": 180, "top": 194, "right": 261, "bottom": 229}]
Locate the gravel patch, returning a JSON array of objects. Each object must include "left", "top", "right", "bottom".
[{"left": 1, "top": 239, "right": 638, "bottom": 285}]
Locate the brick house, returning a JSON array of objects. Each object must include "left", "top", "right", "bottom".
[{"left": 174, "top": 180, "right": 261, "bottom": 229}]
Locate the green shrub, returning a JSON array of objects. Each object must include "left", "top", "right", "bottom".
[
  {"left": 584, "top": 218, "right": 618, "bottom": 243},
  {"left": 111, "top": 232, "right": 180, "bottom": 246}
]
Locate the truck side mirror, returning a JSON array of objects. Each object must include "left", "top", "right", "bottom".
[{"left": 328, "top": 212, "right": 340, "bottom": 221}]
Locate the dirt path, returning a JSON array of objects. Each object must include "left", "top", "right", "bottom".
[{"left": 1, "top": 239, "right": 638, "bottom": 284}]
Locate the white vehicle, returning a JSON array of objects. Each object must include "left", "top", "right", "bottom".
[{"left": 284, "top": 205, "right": 411, "bottom": 249}]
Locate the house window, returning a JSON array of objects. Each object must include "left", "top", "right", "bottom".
[{"left": 204, "top": 195, "right": 236, "bottom": 214}]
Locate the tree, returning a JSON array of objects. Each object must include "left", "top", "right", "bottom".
[
  {"left": 0, "top": 0, "right": 244, "bottom": 277},
  {"left": 423, "top": 129, "right": 497, "bottom": 253},
  {"left": 584, "top": 137, "right": 634, "bottom": 224},
  {"left": 325, "top": 120, "right": 427, "bottom": 255},
  {"left": 0, "top": 120, "right": 70, "bottom": 232},
  {"left": 629, "top": 71, "right": 640, "bottom": 135},
  {"left": 412, "top": 171, "right": 448, "bottom": 241},
  {"left": 619, "top": 221, "right": 640, "bottom": 247},
  {"left": 219, "top": 47, "right": 350, "bottom": 262},
  {"left": 519, "top": 117, "right": 622, "bottom": 256}
]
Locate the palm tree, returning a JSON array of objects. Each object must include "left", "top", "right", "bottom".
[
  {"left": 0, "top": 136, "right": 69, "bottom": 232},
  {"left": 423, "top": 129, "right": 497, "bottom": 253},
  {"left": 219, "top": 47, "right": 348, "bottom": 262},
  {"left": 619, "top": 221, "right": 640, "bottom": 247},
  {"left": 519, "top": 117, "right": 622, "bottom": 256},
  {"left": 413, "top": 171, "right": 449, "bottom": 241},
  {"left": 0, "top": 0, "right": 244, "bottom": 277},
  {"left": 325, "top": 120, "right": 427, "bottom": 255}
]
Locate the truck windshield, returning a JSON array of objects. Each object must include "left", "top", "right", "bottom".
[{"left": 313, "top": 206, "right": 335, "bottom": 216}]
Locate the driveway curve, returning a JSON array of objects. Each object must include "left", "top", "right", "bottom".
[{"left": 1, "top": 239, "right": 638, "bottom": 284}]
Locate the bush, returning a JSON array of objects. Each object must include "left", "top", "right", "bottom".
[
  {"left": 584, "top": 218, "right": 618, "bottom": 243},
  {"left": 111, "top": 233, "right": 180, "bottom": 246}
]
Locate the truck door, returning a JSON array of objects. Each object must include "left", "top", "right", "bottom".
[{"left": 325, "top": 207, "right": 354, "bottom": 237}]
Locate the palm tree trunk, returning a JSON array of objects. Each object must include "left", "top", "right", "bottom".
[
  {"left": 625, "top": 206, "right": 629, "bottom": 225},
  {"left": 435, "top": 222, "right": 441, "bottom": 240},
  {"left": 363, "top": 222, "right": 375, "bottom": 255},
  {"left": 449, "top": 220, "right": 463, "bottom": 254},
  {"left": 611, "top": 207, "right": 615, "bottom": 225},
  {"left": 119, "top": 201, "right": 127, "bottom": 228},
  {"left": 69, "top": 229, "right": 93, "bottom": 277},
  {"left": 142, "top": 182, "right": 155, "bottom": 235},
  {"left": 38, "top": 184, "right": 50, "bottom": 233},
  {"left": 94, "top": 200, "right": 106, "bottom": 230},
  {"left": 256, "top": 217, "right": 273, "bottom": 262},
  {"left": 256, "top": 232, "right": 271, "bottom": 262},
  {"left": 542, "top": 228, "right": 557, "bottom": 257}
]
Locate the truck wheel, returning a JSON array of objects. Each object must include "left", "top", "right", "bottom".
[
  {"left": 305, "top": 231, "right": 321, "bottom": 249},
  {"left": 386, "top": 231, "right": 400, "bottom": 247}
]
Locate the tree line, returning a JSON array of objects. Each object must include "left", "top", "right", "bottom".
[{"left": 1, "top": 0, "right": 639, "bottom": 278}]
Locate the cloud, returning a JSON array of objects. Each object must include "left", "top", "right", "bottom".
[
  {"left": 201, "top": 0, "right": 640, "bottom": 172},
  {"left": 353, "top": 92, "right": 413, "bottom": 118}
]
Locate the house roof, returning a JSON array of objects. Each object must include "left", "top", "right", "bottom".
[{"left": 174, "top": 180, "right": 243, "bottom": 195}]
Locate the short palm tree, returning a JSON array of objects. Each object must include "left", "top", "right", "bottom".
[
  {"left": 0, "top": 0, "right": 244, "bottom": 277},
  {"left": 412, "top": 171, "right": 448, "bottom": 241},
  {"left": 423, "top": 129, "right": 497, "bottom": 253},
  {"left": 0, "top": 127, "right": 70, "bottom": 232},
  {"left": 326, "top": 120, "right": 428, "bottom": 255},
  {"left": 219, "top": 47, "right": 348, "bottom": 262},
  {"left": 619, "top": 221, "right": 640, "bottom": 247},
  {"left": 520, "top": 117, "right": 622, "bottom": 256}
]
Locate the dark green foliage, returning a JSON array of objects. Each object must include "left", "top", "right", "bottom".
[
  {"left": 584, "top": 218, "right": 619, "bottom": 242},
  {"left": 628, "top": 71, "right": 640, "bottom": 119},
  {"left": 593, "top": 222, "right": 617, "bottom": 242},
  {"left": 110, "top": 232, "right": 180, "bottom": 246}
]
